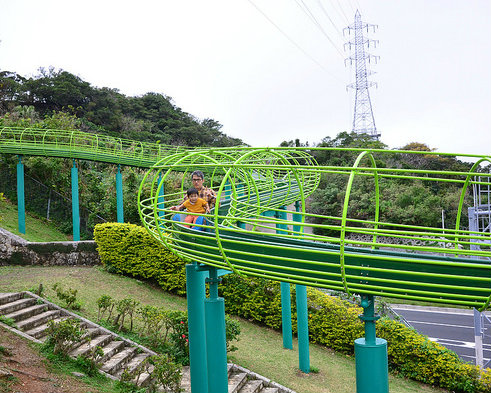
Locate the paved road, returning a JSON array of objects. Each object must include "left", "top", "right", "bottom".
[{"left": 390, "top": 304, "right": 491, "bottom": 366}]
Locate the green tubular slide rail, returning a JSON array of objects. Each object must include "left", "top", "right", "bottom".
[
  {"left": 138, "top": 147, "right": 491, "bottom": 310},
  {"left": 1, "top": 127, "right": 491, "bottom": 309}
]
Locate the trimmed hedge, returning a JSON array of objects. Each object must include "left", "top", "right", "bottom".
[{"left": 94, "top": 223, "right": 491, "bottom": 392}]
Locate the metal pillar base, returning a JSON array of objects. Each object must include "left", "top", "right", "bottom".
[
  {"left": 204, "top": 297, "right": 228, "bottom": 393},
  {"left": 355, "top": 337, "right": 388, "bottom": 393}
]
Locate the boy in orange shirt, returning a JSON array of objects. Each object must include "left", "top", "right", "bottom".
[{"left": 170, "top": 188, "right": 210, "bottom": 228}]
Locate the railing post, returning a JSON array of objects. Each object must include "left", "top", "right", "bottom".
[
  {"left": 116, "top": 165, "right": 124, "bottom": 223},
  {"left": 204, "top": 267, "right": 228, "bottom": 393},
  {"left": 71, "top": 159, "right": 80, "bottom": 241},
  {"left": 474, "top": 308, "right": 484, "bottom": 368},
  {"left": 355, "top": 294, "right": 388, "bottom": 393},
  {"left": 186, "top": 262, "right": 208, "bottom": 393},
  {"left": 16, "top": 155, "right": 26, "bottom": 234}
]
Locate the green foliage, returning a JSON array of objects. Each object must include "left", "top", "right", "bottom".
[
  {"left": 94, "top": 223, "right": 187, "bottom": 295},
  {"left": 44, "top": 318, "right": 87, "bottom": 355},
  {"left": 113, "top": 298, "right": 140, "bottom": 332},
  {"left": 75, "top": 345, "right": 104, "bottom": 377},
  {"left": 52, "top": 282, "right": 81, "bottom": 310},
  {"left": 0, "top": 315, "right": 15, "bottom": 327},
  {"left": 96, "top": 294, "right": 115, "bottom": 322},
  {"left": 120, "top": 354, "right": 182, "bottom": 393}
]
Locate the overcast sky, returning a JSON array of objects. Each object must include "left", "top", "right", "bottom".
[{"left": 1, "top": 1, "right": 490, "bottom": 157}]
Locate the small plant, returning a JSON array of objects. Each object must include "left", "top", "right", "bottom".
[
  {"left": 113, "top": 298, "right": 140, "bottom": 332},
  {"left": 0, "top": 315, "right": 16, "bottom": 327},
  {"left": 309, "top": 365, "right": 320, "bottom": 373},
  {"left": 29, "top": 283, "right": 45, "bottom": 297},
  {"left": 44, "top": 318, "right": 87, "bottom": 355},
  {"left": 75, "top": 345, "right": 104, "bottom": 376},
  {"left": 52, "top": 282, "right": 81, "bottom": 310},
  {"left": 121, "top": 355, "right": 182, "bottom": 393},
  {"left": 96, "top": 294, "right": 115, "bottom": 322}
]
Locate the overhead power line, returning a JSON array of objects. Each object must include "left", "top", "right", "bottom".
[
  {"left": 246, "top": 0, "right": 344, "bottom": 83},
  {"left": 293, "top": 0, "right": 345, "bottom": 57}
]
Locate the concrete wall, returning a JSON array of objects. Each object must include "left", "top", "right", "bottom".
[{"left": 0, "top": 227, "right": 100, "bottom": 266}]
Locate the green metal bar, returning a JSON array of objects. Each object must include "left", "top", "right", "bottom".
[
  {"left": 16, "top": 155, "right": 26, "bottom": 234},
  {"left": 116, "top": 165, "right": 124, "bottom": 223},
  {"left": 71, "top": 159, "right": 80, "bottom": 241},
  {"left": 186, "top": 263, "right": 208, "bottom": 393},
  {"left": 157, "top": 172, "right": 165, "bottom": 220}
]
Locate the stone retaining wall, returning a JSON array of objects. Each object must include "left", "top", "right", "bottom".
[{"left": 0, "top": 227, "right": 100, "bottom": 266}]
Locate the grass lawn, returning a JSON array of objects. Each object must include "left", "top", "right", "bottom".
[
  {"left": 0, "top": 265, "right": 446, "bottom": 393},
  {"left": 0, "top": 199, "right": 70, "bottom": 242}
]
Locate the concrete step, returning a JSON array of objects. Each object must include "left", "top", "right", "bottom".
[
  {"left": 0, "top": 297, "right": 36, "bottom": 315},
  {"left": 240, "top": 379, "right": 263, "bottom": 393},
  {"left": 261, "top": 388, "right": 279, "bottom": 393},
  {"left": 101, "top": 346, "right": 138, "bottom": 375},
  {"left": 16, "top": 309, "right": 60, "bottom": 331},
  {"left": 114, "top": 352, "right": 150, "bottom": 379},
  {"left": 3, "top": 303, "right": 48, "bottom": 322},
  {"left": 0, "top": 292, "right": 23, "bottom": 306},
  {"left": 228, "top": 372, "right": 248, "bottom": 393},
  {"left": 24, "top": 316, "right": 67, "bottom": 339},
  {"left": 70, "top": 334, "right": 113, "bottom": 358},
  {"left": 98, "top": 340, "right": 125, "bottom": 364}
]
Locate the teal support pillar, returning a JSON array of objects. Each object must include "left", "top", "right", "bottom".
[
  {"left": 157, "top": 173, "right": 165, "bottom": 220},
  {"left": 293, "top": 200, "right": 302, "bottom": 234},
  {"left": 355, "top": 295, "right": 388, "bottom": 393},
  {"left": 224, "top": 180, "right": 231, "bottom": 201},
  {"left": 204, "top": 267, "right": 228, "bottom": 393},
  {"left": 296, "top": 284, "right": 310, "bottom": 373},
  {"left": 16, "top": 155, "right": 26, "bottom": 234},
  {"left": 116, "top": 165, "right": 124, "bottom": 223},
  {"left": 71, "top": 160, "right": 80, "bottom": 241},
  {"left": 186, "top": 263, "right": 208, "bottom": 393},
  {"left": 281, "top": 282, "right": 293, "bottom": 349},
  {"left": 276, "top": 207, "right": 293, "bottom": 349}
]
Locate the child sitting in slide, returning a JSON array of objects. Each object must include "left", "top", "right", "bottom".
[{"left": 170, "top": 187, "right": 211, "bottom": 228}]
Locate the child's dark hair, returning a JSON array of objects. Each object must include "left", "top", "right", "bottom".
[{"left": 187, "top": 188, "right": 199, "bottom": 197}]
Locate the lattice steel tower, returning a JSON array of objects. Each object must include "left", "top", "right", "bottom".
[{"left": 344, "top": 10, "right": 380, "bottom": 139}]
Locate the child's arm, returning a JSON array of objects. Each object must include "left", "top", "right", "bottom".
[
  {"left": 170, "top": 202, "right": 185, "bottom": 211},
  {"left": 204, "top": 201, "right": 210, "bottom": 213}
]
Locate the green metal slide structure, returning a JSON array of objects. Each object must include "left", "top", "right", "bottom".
[{"left": 1, "top": 126, "right": 490, "bottom": 309}]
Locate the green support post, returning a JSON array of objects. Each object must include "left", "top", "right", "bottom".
[
  {"left": 355, "top": 295, "right": 388, "bottom": 393},
  {"left": 204, "top": 267, "right": 228, "bottom": 393},
  {"left": 16, "top": 155, "right": 26, "bottom": 234},
  {"left": 71, "top": 160, "right": 80, "bottom": 241},
  {"left": 116, "top": 165, "right": 124, "bottom": 223},
  {"left": 186, "top": 262, "right": 208, "bottom": 393},
  {"left": 276, "top": 207, "right": 293, "bottom": 350},
  {"left": 157, "top": 172, "right": 165, "bottom": 220}
]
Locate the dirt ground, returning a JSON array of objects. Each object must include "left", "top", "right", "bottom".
[{"left": 0, "top": 326, "right": 102, "bottom": 393}]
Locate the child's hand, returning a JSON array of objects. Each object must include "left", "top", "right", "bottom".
[{"left": 169, "top": 206, "right": 177, "bottom": 211}]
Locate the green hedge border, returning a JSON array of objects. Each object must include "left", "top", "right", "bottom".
[{"left": 94, "top": 223, "right": 491, "bottom": 393}]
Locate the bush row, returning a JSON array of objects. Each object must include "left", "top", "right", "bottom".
[{"left": 94, "top": 222, "right": 491, "bottom": 392}]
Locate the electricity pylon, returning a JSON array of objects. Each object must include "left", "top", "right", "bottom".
[{"left": 344, "top": 10, "right": 380, "bottom": 139}]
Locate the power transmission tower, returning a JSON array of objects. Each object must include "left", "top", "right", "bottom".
[{"left": 344, "top": 10, "right": 380, "bottom": 139}]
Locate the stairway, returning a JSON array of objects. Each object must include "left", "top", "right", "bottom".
[{"left": 0, "top": 291, "right": 293, "bottom": 393}]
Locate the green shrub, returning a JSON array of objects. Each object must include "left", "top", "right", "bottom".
[
  {"left": 94, "top": 222, "right": 491, "bottom": 392},
  {"left": 94, "top": 223, "right": 187, "bottom": 295},
  {"left": 44, "top": 318, "right": 87, "bottom": 355}
]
